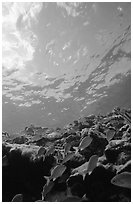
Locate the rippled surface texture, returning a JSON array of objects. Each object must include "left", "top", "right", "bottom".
[{"left": 2, "top": 2, "right": 131, "bottom": 133}]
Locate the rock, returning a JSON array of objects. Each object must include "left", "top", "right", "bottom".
[
  {"left": 65, "top": 153, "right": 86, "bottom": 169},
  {"left": 62, "top": 196, "right": 82, "bottom": 202},
  {"left": 70, "top": 182, "right": 85, "bottom": 198},
  {"left": 65, "top": 134, "right": 80, "bottom": 148},
  {"left": 114, "top": 124, "right": 129, "bottom": 140},
  {"left": 47, "top": 132, "right": 62, "bottom": 139},
  {"left": 13, "top": 136, "right": 28, "bottom": 144},
  {"left": 105, "top": 139, "right": 131, "bottom": 164},
  {"left": 80, "top": 130, "right": 108, "bottom": 160},
  {"left": 30, "top": 137, "right": 47, "bottom": 146},
  {"left": 105, "top": 146, "right": 121, "bottom": 164},
  {"left": 25, "top": 127, "right": 35, "bottom": 136},
  {"left": 98, "top": 155, "right": 108, "bottom": 165},
  {"left": 44, "top": 181, "right": 67, "bottom": 201},
  {"left": 2, "top": 132, "right": 10, "bottom": 142},
  {"left": 116, "top": 151, "right": 130, "bottom": 165},
  {"left": 67, "top": 174, "right": 84, "bottom": 188},
  {"left": 84, "top": 166, "right": 116, "bottom": 201},
  {"left": 2, "top": 143, "right": 56, "bottom": 202},
  {"left": 116, "top": 160, "right": 131, "bottom": 174},
  {"left": 81, "top": 128, "right": 90, "bottom": 138}
]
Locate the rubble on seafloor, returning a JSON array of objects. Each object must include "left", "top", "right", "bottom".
[{"left": 2, "top": 107, "right": 131, "bottom": 202}]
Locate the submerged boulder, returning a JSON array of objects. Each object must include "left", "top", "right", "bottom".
[
  {"left": 13, "top": 136, "right": 28, "bottom": 144},
  {"left": 105, "top": 138, "right": 131, "bottom": 165}
]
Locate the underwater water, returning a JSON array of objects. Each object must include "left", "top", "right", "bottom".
[{"left": 2, "top": 2, "right": 131, "bottom": 134}]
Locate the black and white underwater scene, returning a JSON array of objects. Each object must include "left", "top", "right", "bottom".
[{"left": 2, "top": 2, "right": 131, "bottom": 202}]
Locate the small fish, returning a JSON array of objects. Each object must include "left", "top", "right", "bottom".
[
  {"left": 72, "top": 162, "right": 89, "bottom": 179},
  {"left": 87, "top": 155, "right": 99, "bottom": 174},
  {"left": 42, "top": 180, "right": 54, "bottom": 199},
  {"left": 78, "top": 136, "right": 92, "bottom": 151},
  {"left": 11, "top": 194, "right": 23, "bottom": 202},
  {"left": 64, "top": 143, "right": 71, "bottom": 155},
  {"left": 50, "top": 164, "right": 66, "bottom": 181},
  {"left": 57, "top": 149, "right": 64, "bottom": 158},
  {"left": 53, "top": 155, "right": 59, "bottom": 165},
  {"left": 43, "top": 145, "right": 55, "bottom": 160},
  {"left": 2, "top": 155, "right": 9, "bottom": 167},
  {"left": 111, "top": 172, "right": 131, "bottom": 189},
  {"left": 73, "top": 146, "right": 79, "bottom": 153},
  {"left": 106, "top": 129, "right": 115, "bottom": 141},
  {"left": 81, "top": 128, "right": 89, "bottom": 137},
  {"left": 37, "top": 147, "right": 46, "bottom": 157},
  {"left": 62, "top": 152, "right": 75, "bottom": 164}
]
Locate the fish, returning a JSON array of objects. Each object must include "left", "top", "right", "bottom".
[
  {"left": 72, "top": 147, "right": 81, "bottom": 156},
  {"left": 11, "top": 194, "right": 23, "bottom": 202},
  {"left": 50, "top": 164, "right": 66, "bottom": 181},
  {"left": 57, "top": 149, "right": 64, "bottom": 159},
  {"left": 78, "top": 136, "right": 92, "bottom": 151},
  {"left": 81, "top": 128, "right": 89, "bottom": 137},
  {"left": 72, "top": 162, "right": 89, "bottom": 180},
  {"left": 62, "top": 152, "right": 75, "bottom": 164},
  {"left": 106, "top": 129, "right": 115, "bottom": 141},
  {"left": 42, "top": 180, "right": 54, "bottom": 199},
  {"left": 53, "top": 155, "right": 59, "bottom": 165},
  {"left": 73, "top": 146, "right": 79, "bottom": 153},
  {"left": 111, "top": 172, "right": 131, "bottom": 189},
  {"left": 87, "top": 155, "right": 99, "bottom": 174},
  {"left": 43, "top": 145, "right": 55, "bottom": 161},
  {"left": 2, "top": 155, "right": 9, "bottom": 167},
  {"left": 37, "top": 147, "right": 46, "bottom": 157},
  {"left": 64, "top": 143, "right": 71, "bottom": 155}
]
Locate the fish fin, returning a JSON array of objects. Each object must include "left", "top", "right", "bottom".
[
  {"left": 44, "top": 176, "right": 50, "bottom": 184},
  {"left": 62, "top": 152, "right": 65, "bottom": 159},
  {"left": 88, "top": 170, "right": 92, "bottom": 175},
  {"left": 43, "top": 155, "right": 45, "bottom": 161},
  {"left": 52, "top": 177, "right": 56, "bottom": 182},
  {"left": 11, "top": 194, "right": 23, "bottom": 202},
  {"left": 83, "top": 172, "right": 87, "bottom": 180},
  {"left": 73, "top": 147, "right": 79, "bottom": 154}
]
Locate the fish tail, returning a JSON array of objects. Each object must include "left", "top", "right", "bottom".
[
  {"left": 73, "top": 147, "right": 79, "bottom": 154},
  {"left": 44, "top": 176, "right": 50, "bottom": 184},
  {"left": 43, "top": 155, "right": 46, "bottom": 162}
]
